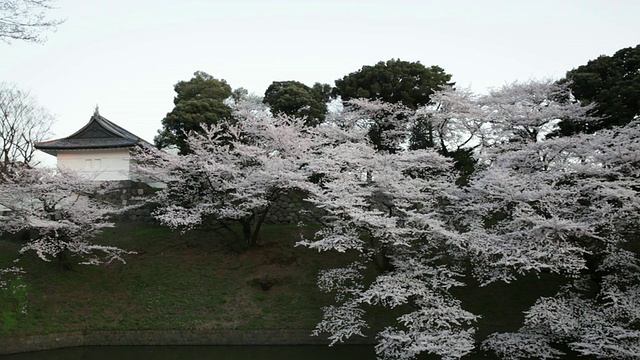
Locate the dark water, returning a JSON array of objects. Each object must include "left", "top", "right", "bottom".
[
  {"left": 0, "top": 345, "right": 377, "bottom": 360},
  {"left": 0, "top": 344, "right": 601, "bottom": 359}
]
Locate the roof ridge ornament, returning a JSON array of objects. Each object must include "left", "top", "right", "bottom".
[{"left": 93, "top": 104, "right": 100, "bottom": 117}]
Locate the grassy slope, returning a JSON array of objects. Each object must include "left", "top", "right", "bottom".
[
  {"left": 0, "top": 222, "right": 568, "bottom": 348},
  {"left": 0, "top": 223, "right": 352, "bottom": 337}
]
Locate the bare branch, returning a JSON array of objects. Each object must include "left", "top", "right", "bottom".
[
  {"left": 0, "top": 0, "right": 65, "bottom": 44},
  {"left": 0, "top": 82, "right": 55, "bottom": 177}
]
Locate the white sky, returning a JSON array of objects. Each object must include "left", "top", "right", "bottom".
[{"left": 2, "top": 0, "right": 639, "bottom": 165}]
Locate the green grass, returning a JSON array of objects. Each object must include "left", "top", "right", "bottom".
[
  {"left": 0, "top": 222, "right": 567, "bottom": 348},
  {"left": 0, "top": 223, "right": 348, "bottom": 337}
]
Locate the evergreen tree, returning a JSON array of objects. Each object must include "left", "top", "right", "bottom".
[{"left": 155, "top": 71, "right": 233, "bottom": 154}]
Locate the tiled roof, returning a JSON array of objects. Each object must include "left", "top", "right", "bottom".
[{"left": 35, "top": 111, "right": 153, "bottom": 156}]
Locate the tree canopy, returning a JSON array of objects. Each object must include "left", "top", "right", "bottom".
[
  {"left": 138, "top": 100, "right": 315, "bottom": 248},
  {"left": 263, "top": 80, "right": 328, "bottom": 126},
  {"left": 0, "top": 166, "right": 132, "bottom": 270},
  {"left": 304, "top": 80, "right": 639, "bottom": 359},
  {"left": 333, "top": 59, "right": 452, "bottom": 110},
  {"left": 464, "top": 120, "right": 640, "bottom": 360},
  {"left": 154, "top": 71, "right": 233, "bottom": 154},
  {"left": 410, "top": 86, "right": 484, "bottom": 185},
  {"left": 557, "top": 44, "right": 640, "bottom": 135},
  {"left": 480, "top": 79, "right": 592, "bottom": 149},
  {"left": 334, "top": 59, "right": 452, "bottom": 153},
  {"left": 301, "top": 102, "right": 477, "bottom": 358}
]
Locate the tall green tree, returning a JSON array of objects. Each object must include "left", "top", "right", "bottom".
[
  {"left": 334, "top": 59, "right": 452, "bottom": 153},
  {"left": 311, "top": 82, "right": 332, "bottom": 104},
  {"left": 155, "top": 71, "right": 233, "bottom": 154},
  {"left": 334, "top": 59, "right": 452, "bottom": 110},
  {"left": 263, "top": 81, "right": 328, "bottom": 126},
  {"left": 556, "top": 44, "right": 640, "bottom": 135}
]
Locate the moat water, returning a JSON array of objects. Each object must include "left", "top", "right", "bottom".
[{"left": 0, "top": 345, "right": 377, "bottom": 359}]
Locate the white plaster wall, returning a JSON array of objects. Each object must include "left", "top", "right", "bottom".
[{"left": 57, "top": 148, "right": 131, "bottom": 181}]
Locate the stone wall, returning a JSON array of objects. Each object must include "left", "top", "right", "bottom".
[
  {"left": 103, "top": 183, "right": 322, "bottom": 226},
  {"left": 100, "top": 180, "right": 152, "bottom": 206},
  {"left": 264, "top": 190, "right": 323, "bottom": 225},
  {"left": 100, "top": 181, "right": 158, "bottom": 223},
  {"left": 0, "top": 329, "right": 374, "bottom": 355}
]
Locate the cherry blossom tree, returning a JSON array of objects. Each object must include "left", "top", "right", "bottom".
[
  {"left": 410, "top": 85, "right": 484, "bottom": 154},
  {"left": 411, "top": 86, "right": 485, "bottom": 185},
  {"left": 473, "top": 123, "right": 640, "bottom": 359},
  {"left": 340, "top": 98, "right": 414, "bottom": 154},
  {"left": 455, "top": 80, "right": 640, "bottom": 358},
  {"left": 299, "top": 103, "right": 479, "bottom": 360},
  {"left": 478, "top": 79, "right": 594, "bottom": 154},
  {"left": 303, "top": 80, "right": 639, "bottom": 359},
  {"left": 0, "top": 166, "right": 132, "bottom": 270},
  {"left": 135, "top": 101, "right": 317, "bottom": 248}
]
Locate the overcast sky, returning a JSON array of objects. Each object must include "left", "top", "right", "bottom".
[{"left": 2, "top": 0, "right": 639, "bottom": 161}]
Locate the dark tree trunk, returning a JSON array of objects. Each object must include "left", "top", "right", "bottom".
[
  {"left": 56, "top": 250, "right": 73, "bottom": 271},
  {"left": 372, "top": 246, "right": 393, "bottom": 273},
  {"left": 241, "top": 219, "right": 255, "bottom": 248}
]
